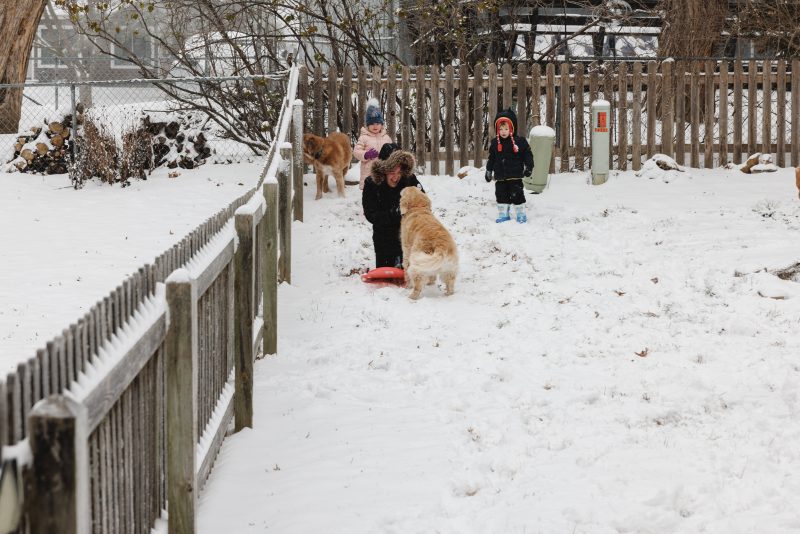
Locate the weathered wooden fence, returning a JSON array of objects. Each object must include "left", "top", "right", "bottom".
[
  {"left": 0, "top": 66, "right": 303, "bottom": 534},
  {"left": 303, "top": 59, "right": 800, "bottom": 175}
]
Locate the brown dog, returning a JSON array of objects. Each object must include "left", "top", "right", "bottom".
[
  {"left": 399, "top": 187, "right": 459, "bottom": 299},
  {"left": 303, "top": 132, "right": 352, "bottom": 199},
  {"left": 795, "top": 167, "right": 800, "bottom": 199}
]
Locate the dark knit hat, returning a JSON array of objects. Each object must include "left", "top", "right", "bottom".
[
  {"left": 378, "top": 142, "right": 401, "bottom": 160},
  {"left": 365, "top": 97, "right": 384, "bottom": 126}
]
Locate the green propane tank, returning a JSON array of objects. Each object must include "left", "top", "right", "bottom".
[
  {"left": 591, "top": 99, "right": 611, "bottom": 185},
  {"left": 525, "top": 125, "right": 556, "bottom": 193}
]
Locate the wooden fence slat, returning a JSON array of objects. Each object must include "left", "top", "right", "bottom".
[
  {"left": 734, "top": 60, "right": 743, "bottom": 163},
  {"left": 705, "top": 60, "right": 715, "bottom": 168},
  {"left": 278, "top": 145, "right": 292, "bottom": 283},
  {"left": 488, "top": 63, "right": 498, "bottom": 162},
  {"left": 298, "top": 66, "right": 308, "bottom": 133},
  {"left": 47, "top": 340, "right": 58, "bottom": 394},
  {"left": 430, "top": 66, "right": 440, "bottom": 175},
  {"left": 574, "top": 63, "right": 585, "bottom": 171},
  {"left": 358, "top": 66, "right": 368, "bottom": 130},
  {"left": 342, "top": 65, "right": 353, "bottom": 140},
  {"left": 631, "top": 62, "right": 642, "bottom": 171},
  {"left": 6, "top": 373, "right": 20, "bottom": 443},
  {"left": 793, "top": 60, "right": 800, "bottom": 165},
  {"left": 530, "top": 63, "right": 541, "bottom": 128},
  {"left": 502, "top": 63, "right": 513, "bottom": 109},
  {"left": 589, "top": 66, "right": 598, "bottom": 105},
  {"left": 560, "top": 63, "right": 570, "bottom": 172},
  {"left": 402, "top": 66, "right": 412, "bottom": 152},
  {"left": 29, "top": 356, "right": 41, "bottom": 409},
  {"left": 27, "top": 396, "right": 90, "bottom": 534},
  {"left": 605, "top": 64, "right": 615, "bottom": 166},
  {"left": 444, "top": 65, "right": 455, "bottom": 176},
  {"left": 18, "top": 363, "right": 31, "bottom": 438},
  {"left": 165, "top": 271, "right": 197, "bottom": 534},
  {"left": 234, "top": 210, "right": 254, "bottom": 430},
  {"left": 617, "top": 62, "right": 628, "bottom": 170},
  {"left": 748, "top": 59, "right": 757, "bottom": 156},
  {"left": 662, "top": 60, "right": 673, "bottom": 158},
  {"left": 415, "top": 66, "right": 426, "bottom": 169},
  {"left": 777, "top": 59, "right": 786, "bottom": 167},
  {"left": 647, "top": 60, "right": 657, "bottom": 160},
  {"left": 719, "top": 61, "right": 729, "bottom": 165},
  {"left": 517, "top": 63, "right": 527, "bottom": 141},
  {"left": 460, "top": 65, "right": 470, "bottom": 168},
  {"left": 371, "top": 65, "right": 381, "bottom": 100},
  {"left": 473, "top": 64, "right": 484, "bottom": 167},
  {"left": 762, "top": 59, "right": 772, "bottom": 158},
  {"left": 387, "top": 66, "right": 397, "bottom": 141},
  {"left": 292, "top": 100, "right": 304, "bottom": 221},
  {"left": 262, "top": 182, "right": 278, "bottom": 356},
  {"left": 327, "top": 65, "right": 338, "bottom": 134},
  {"left": 546, "top": 63, "right": 556, "bottom": 174},
  {"left": 675, "top": 61, "right": 686, "bottom": 165},
  {"left": 313, "top": 65, "right": 323, "bottom": 136},
  {"left": 690, "top": 61, "right": 701, "bottom": 168},
  {"left": 37, "top": 348, "right": 49, "bottom": 398}
]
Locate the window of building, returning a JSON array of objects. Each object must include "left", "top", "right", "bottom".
[
  {"left": 37, "top": 28, "right": 70, "bottom": 68},
  {"left": 111, "top": 31, "right": 153, "bottom": 68}
]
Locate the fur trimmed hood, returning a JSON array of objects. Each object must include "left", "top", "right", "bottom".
[{"left": 370, "top": 150, "right": 416, "bottom": 185}]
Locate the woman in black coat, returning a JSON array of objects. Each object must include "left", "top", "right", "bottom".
[{"left": 362, "top": 144, "right": 424, "bottom": 268}]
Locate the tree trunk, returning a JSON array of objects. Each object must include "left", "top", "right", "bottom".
[
  {"left": 0, "top": 0, "right": 49, "bottom": 134},
  {"left": 658, "top": 0, "right": 728, "bottom": 58}
]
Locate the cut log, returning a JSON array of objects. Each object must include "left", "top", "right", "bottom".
[
  {"left": 49, "top": 121, "right": 64, "bottom": 135},
  {"left": 21, "top": 148, "right": 34, "bottom": 162},
  {"left": 51, "top": 134, "right": 64, "bottom": 148}
]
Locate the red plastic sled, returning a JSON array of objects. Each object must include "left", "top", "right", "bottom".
[{"left": 361, "top": 267, "right": 405, "bottom": 283}]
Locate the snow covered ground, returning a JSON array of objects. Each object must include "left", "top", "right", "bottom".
[
  {"left": 0, "top": 163, "right": 262, "bottom": 372},
  {"left": 198, "top": 165, "right": 800, "bottom": 533}
]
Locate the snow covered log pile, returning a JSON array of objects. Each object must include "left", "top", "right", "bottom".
[
  {"left": 6, "top": 116, "right": 77, "bottom": 175},
  {"left": 144, "top": 112, "right": 213, "bottom": 170}
]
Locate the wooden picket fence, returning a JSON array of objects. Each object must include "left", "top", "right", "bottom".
[
  {"left": 0, "top": 67, "right": 304, "bottom": 534},
  {"left": 302, "top": 59, "right": 800, "bottom": 175}
]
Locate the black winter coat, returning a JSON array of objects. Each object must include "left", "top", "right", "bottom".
[
  {"left": 487, "top": 136, "right": 533, "bottom": 180},
  {"left": 487, "top": 107, "right": 534, "bottom": 180},
  {"left": 362, "top": 150, "right": 424, "bottom": 267}
]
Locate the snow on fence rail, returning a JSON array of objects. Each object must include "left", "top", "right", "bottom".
[
  {"left": 307, "top": 59, "right": 800, "bottom": 175},
  {"left": 0, "top": 66, "right": 302, "bottom": 534}
]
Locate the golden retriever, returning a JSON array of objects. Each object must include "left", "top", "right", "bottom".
[
  {"left": 302, "top": 132, "right": 353, "bottom": 199},
  {"left": 795, "top": 167, "right": 800, "bottom": 199},
  {"left": 399, "top": 187, "right": 459, "bottom": 299}
]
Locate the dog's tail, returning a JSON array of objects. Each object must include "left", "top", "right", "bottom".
[{"left": 408, "top": 249, "right": 456, "bottom": 275}]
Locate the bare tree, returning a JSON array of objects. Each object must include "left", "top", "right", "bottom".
[
  {"left": 0, "top": 0, "right": 48, "bottom": 133},
  {"left": 734, "top": 0, "right": 800, "bottom": 57},
  {"left": 657, "top": 0, "right": 730, "bottom": 58}
]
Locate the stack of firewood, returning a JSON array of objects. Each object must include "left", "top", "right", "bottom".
[
  {"left": 9, "top": 117, "right": 75, "bottom": 174},
  {"left": 145, "top": 115, "right": 213, "bottom": 169}
]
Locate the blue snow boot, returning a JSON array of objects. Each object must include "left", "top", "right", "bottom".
[
  {"left": 515, "top": 207, "right": 527, "bottom": 223},
  {"left": 496, "top": 204, "right": 511, "bottom": 223}
]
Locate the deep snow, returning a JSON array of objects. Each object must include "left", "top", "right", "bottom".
[
  {"left": 197, "top": 165, "right": 800, "bottom": 533},
  {"left": 0, "top": 163, "right": 262, "bottom": 371}
]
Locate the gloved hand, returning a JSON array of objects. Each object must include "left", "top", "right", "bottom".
[
  {"left": 485, "top": 171, "right": 493, "bottom": 182},
  {"left": 364, "top": 148, "right": 379, "bottom": 160},
  {"left": 523, "top": 169, "right": 532, "bottom": 177}
]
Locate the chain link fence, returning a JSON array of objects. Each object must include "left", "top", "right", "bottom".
[{"left": 1, "top": 74, "right": 287, "bottom": 181}]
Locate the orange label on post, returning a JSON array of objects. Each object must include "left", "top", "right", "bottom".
[{"left": 597, "top": 112, "right": 607, "bottom": 128}]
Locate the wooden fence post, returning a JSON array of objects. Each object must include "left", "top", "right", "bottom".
[
  {"left": 165, "top": 270, "right": 197, "bottom": 534},
  {"left": 234, "top": 210, "right": 254, "bottom": 431},
  {"left": 262, "top": 181, "right": 278, "bottom": 356},
  {"left": 26, "top": 396, "right": 89, "bottom": 534},
  {"left": 278, "top": 144, "right": 292, "bottom": 284},
  {"left": 292, "top": 100, "right": 304, "bottom": 222}
]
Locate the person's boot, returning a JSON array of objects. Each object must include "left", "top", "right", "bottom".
[
  {"left": 496, "top": 203, "right": 511, "bottom": 223},
  {"left": 515, "top": 205, "right": 527, "bottom": 223}
]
